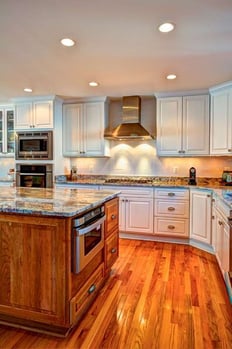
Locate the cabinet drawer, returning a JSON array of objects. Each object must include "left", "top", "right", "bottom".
[
  {"left": 155, "top": 188, "right": 189, "bottom": 200},
  {"left": 105, "top": 230, "right": 119, "bottom": 271},
  {"left": 154, "top": 217, "right": 189, "bottom": 237},
  {"left": 104, "top": 198, "right": 119, "bottom": 238},
  {"left": 155, "top": 200, "right": 189, "bottom": 218},
  {"left": 70, "top": 263, "right": 104, "bottom": 324}
]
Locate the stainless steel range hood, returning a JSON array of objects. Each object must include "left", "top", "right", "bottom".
[{"left": 104, "top": 96, "right": 154, "bottom": 140}]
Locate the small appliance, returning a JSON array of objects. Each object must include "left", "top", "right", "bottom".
[{"left": 188, "top": 167, "right": 197, "bottom": 185}]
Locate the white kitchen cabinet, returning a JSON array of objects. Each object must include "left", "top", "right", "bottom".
[
  {"left": 210, "top": 81, "right": 232, "bottom": 155},
  {"left": 156, "top": 94, "right": 209, "bottom": 156},
  {"left": 100, "top": 186, "right": 154, "bottom": 234},
  {"left": 63, "top": 100, "right": 110, "bottom": 157},
  {"left": 212, "top": 195, "right": 231, "bottom": 276},
  {"left": 190, "top": 189, "right": 212, "bottom": 244},
  {"left": 14, "top": 98, "right": 54, "bottom": 129},
  {"left": 0, "top": 105, "right": 14, "bottom": 156},
  {"left": 154, "top": 188, "right": 189, "bottom": 237}
]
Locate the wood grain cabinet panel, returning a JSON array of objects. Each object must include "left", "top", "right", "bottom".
[
  {"left": 0, "top": 214, "right": 68, "bottom": 326},
  {"left": 70, "top": 263, "right": 104, "bottom": 325}
]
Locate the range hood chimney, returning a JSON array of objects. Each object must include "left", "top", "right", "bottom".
[{"left": 104, "top": 96, "right": 154, "bottom": 140}]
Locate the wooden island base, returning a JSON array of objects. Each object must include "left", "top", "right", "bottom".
[{"left": 0, "top": 197, "right": 119, "bottom": 337}]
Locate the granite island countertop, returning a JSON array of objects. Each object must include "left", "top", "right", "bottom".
[{"left": 0, "top": 187, "right": 120, "bottom": 217}]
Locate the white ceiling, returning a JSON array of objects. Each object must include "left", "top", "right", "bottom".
[{"left": 0, "top": 0, "right": 232, "bottom": 102}]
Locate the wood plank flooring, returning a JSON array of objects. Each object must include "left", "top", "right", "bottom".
[{"left": 0, "top": 238, "right": 231, "bottom": 349}]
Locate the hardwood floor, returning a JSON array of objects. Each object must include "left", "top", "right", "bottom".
[{"left": 0, "top": 238, "right": 231, "bottom": 349}]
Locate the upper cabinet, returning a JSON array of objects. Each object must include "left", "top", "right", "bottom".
[
  {"left": 63, "top": 98, "right": 110, "bottom": 157},
  {"left": 210, "top": 81, "right": 232, "bottom": 155},
  {"left": 156, "top": 94, "right": 209, "bottom": 156},
  {"left": 13, "top": 97, "right": 57, "bottom": 130},
  {"left": 0, "top": 105, "right": 14, "bottom": 156}
]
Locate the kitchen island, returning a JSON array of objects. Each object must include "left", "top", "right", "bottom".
[{"left": 0, "top": 187, "right": 120, "bottom": 336}]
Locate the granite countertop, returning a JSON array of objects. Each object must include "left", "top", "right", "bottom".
[
  {"left": 0, "top": 187, "right": 120, "bottom": 217},
  {"left": 55, "top": 174, "right": 232, "bottom": 213}
]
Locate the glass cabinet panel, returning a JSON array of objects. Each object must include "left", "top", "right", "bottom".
[
  {"left": 6, "top": 110, "right": 14, "bottom": 153},
  {"left": 0, "top": 107, "right": 14, "bottom": 156}
]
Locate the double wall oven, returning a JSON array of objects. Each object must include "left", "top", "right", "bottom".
[{"left": 15, "top": 130, "right": 53, "bottom": 188}]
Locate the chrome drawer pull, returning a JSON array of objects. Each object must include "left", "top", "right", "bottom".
[
  {"left": 88, "top": 284, "right": 96, "bottom": 294},
  {"left": 168, "top": 207, "right": 175, "bottom": 211},
  {"left": 168, "top": 225, "right": 175, "bottom": 230},
  {"left": 111, "top": 248, "right": 117, "bottom": 254},
  {"left": 111, "top": 214, "right": 116, "bottom": 220},
  {"left": 168, "top": 192, "right": 175, "bottom": 197}
]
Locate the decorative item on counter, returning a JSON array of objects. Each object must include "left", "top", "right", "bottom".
[
  {"left": 222, "top": 168, "right": 232, "bottom": 185},
  {"left": 188, "top": 167, "right": 197, "bottom": 185},
  {"left": 71, "top": 166, "right": 78, "bottom": 181},
  {"left": 8, "top": 168, "right": 15, "bottom": 181}
]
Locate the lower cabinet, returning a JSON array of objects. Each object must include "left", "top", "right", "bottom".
[
  {"left": 119, "top": 188, "right": 153, "bottom": 234},
  {"left": 154, "top": 188, "right": 189, "bottom": 237},
  {"left": 212, "top": 196, "right": 231, "bottom": 276},
  {"left": 104, "top": 197, "right": 119, "bottom": 274},
  {"left": 70, "top": 263, "right": 105, "bottom": 324},
  {"left": 190, "top": 189, "right": 212, "bottom": 244}
]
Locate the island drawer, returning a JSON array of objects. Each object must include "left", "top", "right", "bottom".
[
  {"left": 105, "top": 228, "right": 119, "bottom": 272},
  {"left": 70, "top": 263, "right": 104, "bottom": 324},
  {"left": 104, "top": 197, "right": 119, "bottom": 238}
]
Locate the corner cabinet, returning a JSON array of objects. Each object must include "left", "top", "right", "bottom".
[
  {"left": 63, "top": 99, "right": 110, "bottom": 157},
  {"left": 156, "top": 94, "right": 209, "bottom": 156},
  {"left": 13, "top": 97, "right": 57, "bottom": 130},
  {"left": 210, "top": 81, "right": 232, "bottom": 155},
  {"left": 190, "top": 189, "right": 212, "bottom": 245},
  {"left": 0, "top": 105, "right": 14, "bottom": 156}
]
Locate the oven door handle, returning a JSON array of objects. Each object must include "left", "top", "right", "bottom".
[{"left": 75, "top": 214, "right": 106, "bottom": 236}]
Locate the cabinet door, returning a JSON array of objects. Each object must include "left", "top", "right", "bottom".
[
  {"left": 190, "top": 190, "right": 212, "bottom": 244},
  {"left": 84, "top": 102, "right": 105, "bottom": 156},
  {"left": 126, "top": 197, "right": 153, "bottom": 234},
  {"left": 210, "top": 88, "right": 232, "bottom": 155},
  {"left": 182, "top": 95, "right": 209, "bottom": 155},
  {"left": 33, "top": 101, "right": 53, "bottom": 128},
  {"left": 0, "top": 107, "right": 14, "bottom": 156},
  {"left": 156, "top": 97, "right": 182, "bottom": 156},
  {"left": 15, "top": 102, "right": 33, "bottom": 129},
  {"left": 119, "top": 197, "right": 126, "bottom": 231},
  {"left": 63, "top": 104, "right": 83, "bottom": 156},
  {"left": 222, "top": 221, "right": 230, "bottom": 275}
]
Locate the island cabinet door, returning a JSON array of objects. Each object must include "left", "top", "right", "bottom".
[{"left": 0, "top": 215, "right": 70, "bottom": 327}]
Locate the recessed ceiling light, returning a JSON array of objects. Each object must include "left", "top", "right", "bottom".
[
  {"left": 60, "top": 38, "right": 75, "bottom": 47},
  {"left": 166, "top": 74, "right": 177, "bottom": 80},
  {"left": 158, "top": 22, "right": 175, "bottom": 33},
  {"left": 89, "top": 81, "right": 99, "bottom": 87},
  {"left": 24, "top": 88, "right": 33, "bottom": 92}
]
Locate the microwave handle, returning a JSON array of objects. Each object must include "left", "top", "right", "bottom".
[{"left": 75, "top": 215, "right": 106, "bottom": 236}]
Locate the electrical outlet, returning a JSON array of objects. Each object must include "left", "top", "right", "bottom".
[{"left": 173, "top": 167, "right": 178, "bottom": 174}]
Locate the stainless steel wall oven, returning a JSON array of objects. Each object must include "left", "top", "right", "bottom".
[{"left": 16, "top": 163, "right": 53, "bottom": 188}]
